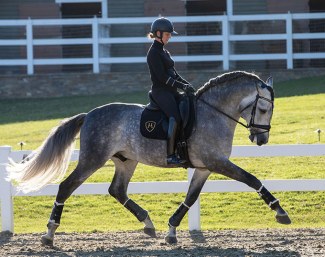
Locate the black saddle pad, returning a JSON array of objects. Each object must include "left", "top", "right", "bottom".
[
  {"left": 140, "top": 94, "right": 196, "bottom": 141},
  {"left": 140, "top": 109, "right": 168, "bottom": 140}
]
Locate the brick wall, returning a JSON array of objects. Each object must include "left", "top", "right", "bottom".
[{"left": 1, "top": 68, "right": 325, "bottom": 99}]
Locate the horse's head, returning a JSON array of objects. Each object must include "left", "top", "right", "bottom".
[{"left": 240, "top": 77, "right": 274, "bottom": 146}]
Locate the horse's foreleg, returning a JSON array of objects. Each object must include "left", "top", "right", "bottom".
[
  {"left": 109, "top": 158, "right": 156, "bottom": 238},
  {"left": 257, "top": 185, "right": 291, "bottom": 224},
  {"left": 165, "top": 168, "right": 210, "bottom": 244},
  {"left": 210, "top": 158, "right": 291, "bottom": 225}
]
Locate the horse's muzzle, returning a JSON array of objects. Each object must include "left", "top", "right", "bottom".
[
  {"left": 249, "top": 132, "right": 268, "bottom": 146},
  {"left": 249, "top": 134, "right": 256, "bottom": 143}
]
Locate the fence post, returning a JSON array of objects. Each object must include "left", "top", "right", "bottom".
[
  {"left": 0, "top": 146, "right": 14, "bottom": 232},
  {"left": 187, "top": 168, "right": 201, "bottom": 231},
  {"left": 101, "top": 0, "right": 108, "bottom": 18},
  {"left": 26, "top": 18, "right": 34, "bottom": 75},
  {"left": 286, "top": 11, "right": 293, "bottom": 69},
  {"left": 222, "top": 14, "right": 230, "bottom": 70},
  {"left": 92, "top": 16, "right": 100, "bottom": 73},
  {"left": 227, "top": 0, "right": 233, "bottom": 16}
]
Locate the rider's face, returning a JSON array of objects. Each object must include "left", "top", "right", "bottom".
[
  {"left": 156, "top": 31, "right": 171, "bottom": 44},
  {"left": 162, "top": 32, "right": 171, "bottom": 44}
]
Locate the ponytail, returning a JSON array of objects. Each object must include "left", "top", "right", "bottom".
[{"left": 147, "top": 32, "right": 155, "bottom": 39}]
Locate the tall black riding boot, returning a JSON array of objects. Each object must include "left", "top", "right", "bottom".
[{"left": 167, "top": 117, "right": 186, "bottom": 165}]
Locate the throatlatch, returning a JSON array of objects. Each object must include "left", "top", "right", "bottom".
[
  {"left": 49, "top": 201, "right": 64, "bottom": 224},
  {"left": 169, "top": 202, "right": 190, "bottom": 227},
  {"left": 124, "top": 199, "right": 148, "bottom": 222},
  {"left": 257, "top": 185, "right": 279, "bottom": 210}
]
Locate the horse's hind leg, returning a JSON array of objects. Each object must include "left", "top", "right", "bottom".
[
  {"left": 41, "top": 157, "right": 107, "bottom": 246},
  {"left": 165, "top": 168, "right": 210, "bottom": 244},
  {"left": 210, "top": 158, "right": 291, "bottom": 225},
  {"left": 108, "top": 158, "right": 156, "bottom": 238}
]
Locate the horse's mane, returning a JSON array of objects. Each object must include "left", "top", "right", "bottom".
[{"left": 196, "top": 71, "right": 263, "bottom": 98}]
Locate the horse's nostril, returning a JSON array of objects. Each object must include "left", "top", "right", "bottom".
[{"left": 257, "top": 137, "right": 268, "bottom": 146}]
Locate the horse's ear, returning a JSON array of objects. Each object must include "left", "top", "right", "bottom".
[{"left": 266, "top": 77, "right": 273, "bottom": 88}]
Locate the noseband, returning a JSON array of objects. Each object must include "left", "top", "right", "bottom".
[
  {"left": 240, "top": 93, "right": 274, "bottom": 134},
  {"left": 197, "top": 85, "right": 274, "bottom": 134}
]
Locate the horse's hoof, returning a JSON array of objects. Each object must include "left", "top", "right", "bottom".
[
  {"left": 41, "top": 235, "right": 53, "bottom": 247},
  {"left": 144, "top": 227, "right": 157, "bottom": 238},
  {"left": 276, "top": 213, "right": 291, "bottom": 225},
  {"left": 165, "top": 235, "right": 177, "bottom": 244}
]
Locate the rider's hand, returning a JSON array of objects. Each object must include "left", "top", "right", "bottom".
[{"left": 183, "top": 84, "right": 195, "bottom": 94}]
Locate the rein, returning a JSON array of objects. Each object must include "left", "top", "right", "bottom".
[
  {"left": 197, "top": 97, "right": 250, "bottom": 129},
  {"left": 196, "top": 88, "right": 274, "bottom": 133}
]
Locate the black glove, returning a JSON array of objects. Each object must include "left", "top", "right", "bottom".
[{"left": 183, "top": 84, "right": 195, "bottom": 94}]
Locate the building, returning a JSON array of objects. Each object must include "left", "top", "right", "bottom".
[{"left": 0, "top": 0, "right": 324, "bottom": 74}]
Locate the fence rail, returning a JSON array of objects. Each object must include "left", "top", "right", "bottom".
[
  {"left": 0, "top": 12, "right": 325, "bottom": 74},
  {"left": 1, "top": 144, "right": 325, "bottom": 232}
]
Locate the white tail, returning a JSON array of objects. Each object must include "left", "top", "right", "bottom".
[{"left": 7, "top": 113, "right": 86, "bottom": 193}]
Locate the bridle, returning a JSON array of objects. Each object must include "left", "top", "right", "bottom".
[
  {"left": 197, "top": 85, "right": 274, "bottom": 135},
  {"left": 241, "top": 92, "right": 274, "bottom": 134}
]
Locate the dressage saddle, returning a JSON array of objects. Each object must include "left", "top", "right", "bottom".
[{"left": 140, "top": 91, "right": 196, "bottom": 167}]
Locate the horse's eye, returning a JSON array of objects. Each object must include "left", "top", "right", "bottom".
[{"left": 259, "top": 108, "right": 267, "bottom": 114}]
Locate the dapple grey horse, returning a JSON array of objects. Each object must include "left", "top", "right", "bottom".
[{"left": 8, "top": 71, "right": 291, "bottom": 246}]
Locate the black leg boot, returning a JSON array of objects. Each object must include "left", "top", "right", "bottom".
[
  {"left": 167, "top": 117, "right": 186, "bottom": 165},
  {"left": 257, "top": 185, "right": 291, "bottom": 224}
]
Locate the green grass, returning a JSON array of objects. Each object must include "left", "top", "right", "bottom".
[
  {"left": 1, "top": 75, "right": 325, "bottom": 233},
  {"left": 13, "top": 191, "right": 325, "bottom": 233}
]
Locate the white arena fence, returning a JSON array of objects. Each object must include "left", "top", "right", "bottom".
[
  {"left": 1, "top": 144, "right": 325, "bottom": 232},
  {"left": 0, "top": 12, "right": 325, "bottom": 74}
]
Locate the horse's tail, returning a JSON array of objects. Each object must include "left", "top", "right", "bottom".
[{"left": 7, "top": 113, "right": 87, "bottom": 193}]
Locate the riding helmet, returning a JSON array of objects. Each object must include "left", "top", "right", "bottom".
[{"left": 150, "top": 17, "right": 178, "bottom": 36}]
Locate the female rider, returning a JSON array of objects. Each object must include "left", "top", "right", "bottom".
[{"left": 146, "top": 17, "right": 195, "bottom": 165}]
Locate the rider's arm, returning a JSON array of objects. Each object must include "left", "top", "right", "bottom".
[
  {"left": 147, "top": 49, "right": 188, "bottom": 90},
  {"left": 174, "top": 68, "right": 190, "bottom": 85}
]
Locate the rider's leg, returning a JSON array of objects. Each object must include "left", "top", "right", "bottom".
[
  {"left": 151, "top": 90, "right": 185, "bottom": 165},
  {"left": 167, "top": 117, "right": 186, "bottom": 164}
]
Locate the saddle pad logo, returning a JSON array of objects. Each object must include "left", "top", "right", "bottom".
[{"left": 145, "top": 121, "right": 156, "bottom": 132}]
